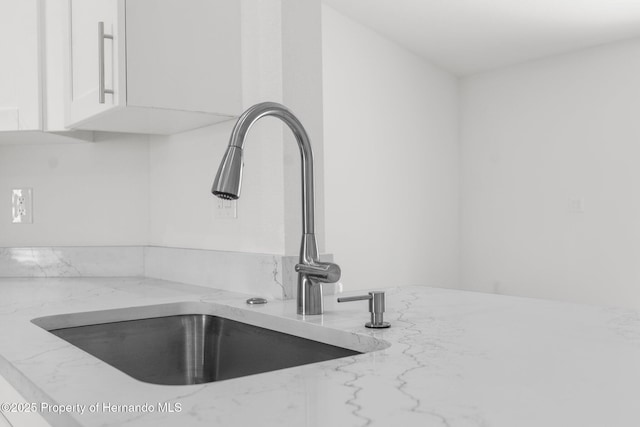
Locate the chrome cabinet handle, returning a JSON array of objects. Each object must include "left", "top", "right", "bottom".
[
  {"left": 98, "top": 21, "right": 114, "bottom": 104},
  {"left": 338, "top": 291, "right": 391, "bottom": 328}
]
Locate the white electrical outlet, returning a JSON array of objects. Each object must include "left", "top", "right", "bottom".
[
  {"left": 568, "top": 198, "right": 584, "bottom": 214},
  {"left": 12, "top": 188, "right": 33, "bottom": 224},
  {"left": 214, "top": 198, "right": 237, "bottom": 219}
]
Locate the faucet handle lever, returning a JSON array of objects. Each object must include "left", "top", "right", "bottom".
[
  {"left": 337, "top": 291, "right": 391, "bottom": 329},
  {"left": 295, "top": 262, "right": 341, "bottom": 283}
]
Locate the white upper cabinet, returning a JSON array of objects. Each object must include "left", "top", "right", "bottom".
[
  {"left": 67, "top": 0, "right": 120, "bottom": 124},
  {"left": 0, "top": 0, "right": 41, "bottom": 132},
  {"left": 66, "top": 0, "right": 242, "bottom": 134}
]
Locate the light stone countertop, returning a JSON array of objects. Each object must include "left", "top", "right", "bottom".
[{"left": 0, "top": 277, "right": 639, "bottom": 427}]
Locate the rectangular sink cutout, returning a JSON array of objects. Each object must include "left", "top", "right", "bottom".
[{"left": 48, "top": 314, "right": 361, "bottom": 385}]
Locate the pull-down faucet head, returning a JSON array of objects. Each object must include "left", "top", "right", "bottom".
[
  {"left": 212, "top": 146, "right": 243, "bottom": 200},
  {"left": 211, "top": 102, "right": 341, "bottom": 315},
  {"left": 212, "top": 102, "right": 316, "bottom": 234}
]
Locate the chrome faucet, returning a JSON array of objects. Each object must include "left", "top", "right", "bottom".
[{"left": 212, "top": 102, "right": 341, "bottom": 315}]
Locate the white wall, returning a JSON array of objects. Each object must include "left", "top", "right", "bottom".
[
  {"left": 1, "top": 3, "right": 461, "bottom": 296},
  {"left": 461, "top": 38, "right": 640, "bottom": 309},
  {"left": 0, "top": 134, "right": 149, "bottom": 246},
  {"left": 0, "top": 0, "right": 325, "bottom": 258},
  {"left": 148, "top": 0, "right": 325, "bottom": 256},
  {"left": 148, "top": 120, "right": 287, "bottom": 254},
  {"left": 322, "top": 6, "right": 460, "bottom": 291},
  {"left": 15, "top": 2, "right": 639, "bottom": 311},
  {"left": 147, "top": 1, "right": 286, "bottom": 254}
]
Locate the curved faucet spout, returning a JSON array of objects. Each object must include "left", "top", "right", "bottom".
[
  {"left": 212, "top": 102, "right": 315, "bottom": 235},
  {"left": 212, "top": 102, "right": 341, "bottom": 315}
]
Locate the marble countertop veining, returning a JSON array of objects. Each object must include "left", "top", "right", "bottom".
[{"left": 0, "top": 277, "right": 639, "bottom": 427}]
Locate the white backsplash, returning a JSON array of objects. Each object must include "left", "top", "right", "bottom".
[
  {"left": 0, "top": 246, "right": 336, "bottom": 300},
  {"left": 0, "top": 247, "right": 144, "bottom": 277},
  {"left": 143, "top": 246, "right": 290, "bottom": 300},
  {"left": 144, "top": 247, "right": 335, "bottom": 300}
]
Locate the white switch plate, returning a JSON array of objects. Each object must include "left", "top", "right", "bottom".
[
  {"left": 12, "top": 188, "right": 33, "bottom": 224},
  {"left": 214, "top": 198, "right": 237, "bottom": 219}
]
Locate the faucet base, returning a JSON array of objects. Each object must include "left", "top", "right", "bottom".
[
  {"left": 365, "top": 322, "right": 391, "bottom": 329},
  {"left": 297, "top": 275, "right": 324, "bottom": 315}
]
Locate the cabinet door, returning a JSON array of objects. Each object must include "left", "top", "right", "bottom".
[
  {"left": 67, "top": 0, "right": 125, "bottom": 126},
  {"left": 0, "top": 0, "right": 41, "bottom": 131}
]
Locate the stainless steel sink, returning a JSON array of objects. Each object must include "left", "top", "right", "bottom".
[{"left": 47, "top": 314, "right": 361, "bottom": 385}]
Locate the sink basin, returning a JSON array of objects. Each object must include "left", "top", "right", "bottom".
[
  {"left": 47, "top": 314, "right": 359, "bottom": 385},
  {"left": 33, "top": 302, "right": 387, "bottom": 386}
]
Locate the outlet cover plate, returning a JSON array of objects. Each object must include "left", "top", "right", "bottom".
[
  {"left": 12, "top": 188, "right": 33, "bottom": 224},
  {"left": 214, "top": 198, "right": 237, "bottom": 219}
]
